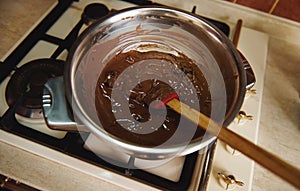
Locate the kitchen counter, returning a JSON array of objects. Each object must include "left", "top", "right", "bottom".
[{"left": 0, "top": 0, "right": 299, "bottom": 190}]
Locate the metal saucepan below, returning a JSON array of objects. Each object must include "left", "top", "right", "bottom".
[{"left": 43, "top": 6, "right": 252, "bottom": 160}]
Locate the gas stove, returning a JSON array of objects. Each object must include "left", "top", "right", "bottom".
[{"left": 0, "top": 0, "right": 268, "bottom": 190}]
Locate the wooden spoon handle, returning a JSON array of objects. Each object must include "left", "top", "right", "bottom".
[{"left": 166, "top": 98, "right": 300, "bottom": 189}]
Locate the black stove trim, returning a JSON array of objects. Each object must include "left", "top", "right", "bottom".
[
  {"left": 0, "top": 1, "right": 229, "bottom": 190},
  {"left": 1, "top": 120, "right": 205, "bottom": 191}
]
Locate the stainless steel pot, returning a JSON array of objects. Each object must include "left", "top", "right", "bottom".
[{"left": 43, "top": 6, "right": 251, "bottom": 159}]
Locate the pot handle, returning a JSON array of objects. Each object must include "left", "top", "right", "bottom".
[
  {"left": 238, "top": 50, "right": 256, "bottom": 90},
  {"left": 43, "top": 76, "right": 79, "bottom": 131}
]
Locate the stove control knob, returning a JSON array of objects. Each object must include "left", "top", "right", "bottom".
[
  {"left": 246, "top": 88, "right": 256, "bottom": 95},
  {"left": 245, "top": 88, "right": 257, "bottom": 98},
  {"left": 218, "top": 172, "right": 244, "bottom": 190},
  {"left": 236, "top": 111, "right": 253, "bottom": 125}
]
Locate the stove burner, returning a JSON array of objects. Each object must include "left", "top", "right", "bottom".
[
  {"left": 5, "top": 59, "right": 64, "bottom": 119},
  {"left": 82, "top": 3, "right": 109, "bottom": 25}
]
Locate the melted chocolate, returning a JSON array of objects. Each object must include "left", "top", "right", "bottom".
[{"left": 95, "top": 50, "right": 211, "bottom": 147}]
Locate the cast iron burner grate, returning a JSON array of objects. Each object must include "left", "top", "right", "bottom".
[
  {"left": 5, "top": 59, "right": 64, "bottom": 119},
  {"left": 0, "top": 1, "right": 230, "bottom": 190}
]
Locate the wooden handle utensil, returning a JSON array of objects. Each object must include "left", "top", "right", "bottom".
[{"left": 160, "top": 94, "right": 300, "bottom": 189}]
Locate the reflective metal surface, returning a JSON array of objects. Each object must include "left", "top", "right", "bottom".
[{"left": 64, "top": 6, "right": 247, "bottom": 159}]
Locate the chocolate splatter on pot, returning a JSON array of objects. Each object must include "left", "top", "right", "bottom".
[{"left": 64, "top": 6, "right": 247, "bottom": 159}]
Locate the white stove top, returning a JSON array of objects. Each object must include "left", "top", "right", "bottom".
[{"left": 0, "top": 0, "right": 268, "bottom": 190}]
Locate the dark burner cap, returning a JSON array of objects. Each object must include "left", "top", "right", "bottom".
[
  {"left": 5, "top": 59, "right": 64, "bottom": 119},
  {"left": 82, "top": 3, "right": 109, "bottom": 25}
]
